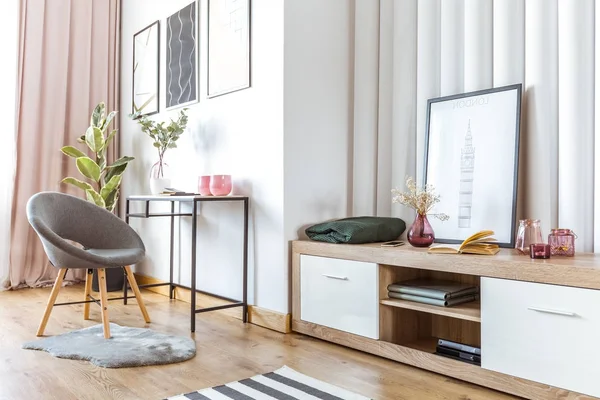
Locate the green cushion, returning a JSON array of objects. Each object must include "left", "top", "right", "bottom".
[{"left": 305, "top": 216, "right": 406, "bottom": 244}]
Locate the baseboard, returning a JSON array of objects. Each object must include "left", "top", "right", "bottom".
[
  {"left": 248, "top": 305, "right": 291, "bottom": 334},
  {"left": 134, "top": 274, "right": 291, "bottom": 334}
]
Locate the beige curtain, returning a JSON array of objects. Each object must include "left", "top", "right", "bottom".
[{"left": 9, "top": 0, "right": 120, "bottom": 289}]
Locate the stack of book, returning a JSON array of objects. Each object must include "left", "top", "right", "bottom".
[
  {"left": 387, "top": 279, "right": 479, "bottom": 307},
  {"left": 435, "top": 339, "right": 481, "bottom": 366}
]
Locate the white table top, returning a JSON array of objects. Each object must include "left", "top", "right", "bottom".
[{"left": 127, "top": 194, "right": 248, "bottom": 201}]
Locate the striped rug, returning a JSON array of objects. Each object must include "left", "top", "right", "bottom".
[{"left": 166, "top": 366, "right": 371, "bottom": 400}]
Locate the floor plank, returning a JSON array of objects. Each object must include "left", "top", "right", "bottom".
[{"left": 0, "top": 285, "right": 516, "bottom": 400}]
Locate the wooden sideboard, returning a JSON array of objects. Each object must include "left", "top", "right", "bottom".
[{"left": 291, "top": 240, "right": 600, "bottom": 400}]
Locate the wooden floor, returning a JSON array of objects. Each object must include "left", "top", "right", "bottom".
[{"left": 0, "top": 285, "right": 517, "bottom": 400}]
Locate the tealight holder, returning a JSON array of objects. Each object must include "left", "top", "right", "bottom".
[{"left": 530, "top": 243, "right": 551, "bottom": 259}]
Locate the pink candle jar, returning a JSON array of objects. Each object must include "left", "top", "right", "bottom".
[
  {"left": 198, "top": 175, "right": 212, "bottom": 195},
  {"left": 530, "top": 243, "right": 551, "bottom": 259},
  {"left": 548, "top": 228, "right": 576, "bottom": 256},
  {"left": 209, "top": 175, "right": 232, "bottom": 196}
]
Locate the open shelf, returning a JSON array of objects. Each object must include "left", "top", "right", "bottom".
[
  {"left": 405, "top": 336, "right": 437, "bottom": 353},
  {"left": 380, "top": 298, "right": 481, "bottom": 323}
]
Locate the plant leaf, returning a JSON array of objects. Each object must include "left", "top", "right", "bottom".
[
  {"left": 60, "top": 146, "right": 86, "bottom": 158},
  {"left": 100, "top": 174, "right": 122, "bottom": 200},
  {"left": 105, "top": 163, "right": 127, "bottom": 182},
  {"left": 91, "top": 102, "right": 105, "bottom": 127},
  {"left": 61, "top": 177, "right": 94, "bottom": 191},
  {"left": 102, "top": 111, "right": 118, "bottom": 133},
  {"left": 107, "top": 156, "right": 134, "bottom": 169},
  {"left": 77, "top": 135, "right": 86, "bottom": 144},
  {"left": 105, "top": 190, "right": 118, "bottom": 212},
  {"left": 85, "top": 126, "right": 104, "bottom": 153},
  {"left": 103, "top": 129, "right": 118, "bottom": 149},
  {"left": 85, "top": 189, "right": 106, "bottom": 208},
  {"left": 76, "top": 157, "right": 101, "bottom": 182}
]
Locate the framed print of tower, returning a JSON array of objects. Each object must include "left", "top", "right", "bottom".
[
  {"left": 424, "top": 84, "right": 522, "bottom": 247},
  {"left": 458, "top": 120, "right": 475, "bottom": 228}
]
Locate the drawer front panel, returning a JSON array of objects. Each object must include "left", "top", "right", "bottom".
[
  {"left": 481, "top": 277, "right": 600, "bottom": 397},
  {"left": 300, "top": 255, "right": 378, "bottom": 339}
]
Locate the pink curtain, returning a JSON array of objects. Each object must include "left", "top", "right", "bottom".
[{"left": 9, "top": 0, "right": 120, "bottom": 289}]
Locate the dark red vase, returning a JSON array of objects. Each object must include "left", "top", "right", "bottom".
[{"left": 407, "top": 213, "right": 435, "bottom": 247}]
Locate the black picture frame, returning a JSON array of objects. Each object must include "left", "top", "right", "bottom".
[
  {"left": 166, "top": 1, "right": 199, "bottom": 110},
  {"left": 132, "top": 20, "right": 160, "bottom": 117},
  {"left": 207, "top": 0, "right": 251, "bottom": 98},
  {"left": 423, "top": 83, "right": 522, "bottom": 248}
]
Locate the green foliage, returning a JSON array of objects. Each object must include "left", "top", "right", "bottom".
[
  {"left": 61, "top": 102, "right": 134, "bottom": 212},
  {"left": 129, "top": 108, "right": 189, "bottom": 178}
]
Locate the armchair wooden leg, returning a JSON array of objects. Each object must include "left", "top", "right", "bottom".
[
  {"left": 124, "top": 266, "right": 151, "bottom": 323},
  {"left": 97, "top": 268, "right": 111, "bottom": 339},
  {"left": 36, "top": 268, "right": 68, "bottom": 337},
  {"left": 83, "top": 269, "right": 93, "bottom": 320}
]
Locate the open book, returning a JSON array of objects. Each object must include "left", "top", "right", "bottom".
[{"left": 428, "top": 230, "right": 500, "bottom": 255}]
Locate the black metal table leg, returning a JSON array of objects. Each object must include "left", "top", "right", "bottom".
[
  {"left": 124, "top": 199, "right": 130, "bottom": 305},
  {"left": 191, "top": 200, "right": 198, "bottom": 332},
  {"left": 242, "top": 198, "right": 249, "bottom": 323},
  {"left": 169, "top": 201, "right": 175, "bottom": 299}
]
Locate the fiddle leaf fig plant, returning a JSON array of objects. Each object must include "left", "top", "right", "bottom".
[{"left": 61, "top": 102, "right": 134, "bottom": 212}]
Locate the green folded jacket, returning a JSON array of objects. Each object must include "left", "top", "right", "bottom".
[{"left": 305, "top": 216, "right": 406, "bottom": 244}]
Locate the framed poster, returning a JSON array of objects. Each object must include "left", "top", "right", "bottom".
[
  {"left": 207, "top": 0, "right": 250, "bottom": 98},
  {"left": 166, "top": 1, "right": 199, "bottom": 110},
  {"left": 132, "top": 20, "right": 160, "bottom": 116},
  {"left": 424, "top": 84, "right": 522, "bottom": 247}
]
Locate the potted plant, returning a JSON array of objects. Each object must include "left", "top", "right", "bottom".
[
  {"left": 391, "top": 177, "right": 449, "bottom": 247},
  {"left": 130, "top": 109, "right": 189, "bottom": 194},
  {"left": 61, "top": 102, "right": 134, "bottom": 212},
  {"left": 61, "top": 102, "right": 134, "bottom": 291}
]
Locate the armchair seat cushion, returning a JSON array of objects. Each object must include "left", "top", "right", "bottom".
[{"left": 85, "top": 248, "right": 145, "bottom": 268}]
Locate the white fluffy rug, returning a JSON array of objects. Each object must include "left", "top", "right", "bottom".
[{"left": 22, "top": 323, "right": 196, "bottom": 368}]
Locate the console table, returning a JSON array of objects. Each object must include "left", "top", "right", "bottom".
[
  {"left": 125, "top": 195, "right": 249, "bottom": 332},
  {"left": 292, "top": 240, "right": 600, "bottom": 399}
]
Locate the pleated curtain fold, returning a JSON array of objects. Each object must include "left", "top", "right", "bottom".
[
  {"left": 353, "top": 0, "right": 599, "bottom": 252},
  {"left": 8, "top": 0, "right": 120, "bottom": 289}
]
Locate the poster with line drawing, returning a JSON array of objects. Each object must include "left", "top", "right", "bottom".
[
  {"left": 132, "top": 21, "right": 159, "bottom": 116},
  {"left": 208, "top": 0, "right": 250, "bottom": 98},
  {"left": 166, "top": 2, "right": 198, "bottom": 110},
  {"left": 424, "top": 84, "right": 522, "bottom": 248}
]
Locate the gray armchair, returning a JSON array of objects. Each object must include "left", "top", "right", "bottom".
[{"left": 27, "top": 191, "right": 150, "bottom": 339}]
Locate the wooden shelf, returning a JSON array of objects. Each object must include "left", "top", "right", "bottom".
[
  {"left": 404, "top": 337, "right": 437, "bottom": 353},
  {"left": 380, "top": 298, "right": 481, "bottom": 323}
]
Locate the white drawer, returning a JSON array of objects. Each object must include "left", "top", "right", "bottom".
[
  {"left": 481, "top": 277, "right": 600, "bottom": 397},
  {"left": 300, "top": 255, "right": 378, "bottom": 339}
]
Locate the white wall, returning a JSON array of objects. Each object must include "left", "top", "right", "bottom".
[
  {"left": 283, "top": 0, "right": 354, "bottom": 246},
  {"left": 120, "top": 0, "right": 286, "bottom": 312}
]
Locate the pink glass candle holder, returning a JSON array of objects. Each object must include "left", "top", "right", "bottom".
[
  {"left": 198, "top": 175, "right": 212, "bottom": 196},
  {"left": 209, "top": 175, "right": 232, "bottom": 196},
  {"left": 548, "top": 228, "right": 576, "bottom": 256},
  {"left": 530, "top": 243, "right": 550, "bottom": 259}
]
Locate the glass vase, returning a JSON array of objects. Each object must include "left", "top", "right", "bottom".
[
  {"left": 515, "top": 219, "right": 542, "bottom": 255},
  {"left": 149, "top": 161, "right": 171, "bottom": 194},
  {"left": 407, "top": 213, "right": 435, "bottom": 247}
]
